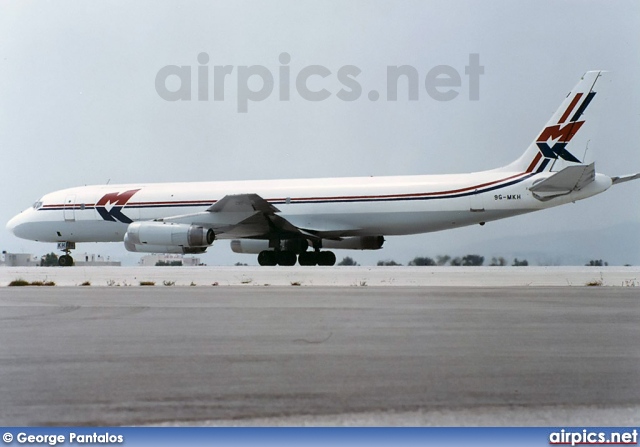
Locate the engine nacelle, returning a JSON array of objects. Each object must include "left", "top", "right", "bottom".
[
  {"left": 230, "top": 239, "right": 269, "bottom": 254},
  {"left": 230, "top": 236, "right": 384, "bottom": 253},
  {"left": 123, "top": 239, "right": 208, "bottom": 254},
  {"left": 124, "top": 221, "right": 214, "bottom": 253}
]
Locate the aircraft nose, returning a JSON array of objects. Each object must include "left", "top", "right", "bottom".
[
  {"left": 6, "top": 214, "right": 19, "bottom": 235},
  {"left": 6, "top": 211, "right": 27, "bottom": 238}
]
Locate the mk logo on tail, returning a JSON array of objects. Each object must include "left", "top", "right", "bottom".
[
  {"left": 96, "top": 189, "right": 140, "bottom": 223},
  {"left": 536, "top": 91, "right": 596, "bottom": 163}
]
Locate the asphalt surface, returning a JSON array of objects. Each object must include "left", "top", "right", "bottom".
[{"left": 0, "top": 286, "right": 639, "bottom": 425}]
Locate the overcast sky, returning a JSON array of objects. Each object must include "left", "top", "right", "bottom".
[{"left": 1, "top": 0, "right": 638, "bottom": 266}]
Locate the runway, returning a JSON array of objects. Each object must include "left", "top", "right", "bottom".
[{"left": 0, "top": 286, "right": 639, "bottom": 426}]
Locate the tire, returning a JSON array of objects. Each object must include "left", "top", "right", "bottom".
[
  {"left": 257, "top": 250, "right": 277, "bottom": 266},
  {"left": 58, "top": 255, "right": 74, "bottom": 267},
  {"left": 317, "top": 251, "right": 336, "bottom": 266},
  {"left": 298, "top": 252, "right": 317, "bottom": 266},
  {"left": 277, "top": 251, "right": 297, "bottom": 266}
]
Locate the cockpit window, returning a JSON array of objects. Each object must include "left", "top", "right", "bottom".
[{"left": 32, "top": 200, "right": 43, "bottom": 210}]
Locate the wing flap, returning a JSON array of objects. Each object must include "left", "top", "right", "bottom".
[{"left": 211, "top": 212, "right": 273, "bottom": 238}]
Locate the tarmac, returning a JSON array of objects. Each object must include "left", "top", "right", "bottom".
[{"left": 0, "top": 280, "right": 639, "bottom": 426}]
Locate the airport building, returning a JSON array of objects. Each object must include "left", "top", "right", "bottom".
[
  {"left": 0, "top": 251, "right": 120, "bottom": 267},
  {"left": 1, "top": 252, "right": 39, "bottom": 267},
  {"left": 74, "top": 253, "right": 121, "bottom": 267},
  {"left": 138, "top": 254, "right": 203, "bottom": 267}
]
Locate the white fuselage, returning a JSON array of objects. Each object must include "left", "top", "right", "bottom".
[{"left": 7, "top": 169, "right": 612, "bottom": 245}]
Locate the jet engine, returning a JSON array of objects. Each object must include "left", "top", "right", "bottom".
[
  {"left": 124, "top": 221, "right": 214, "bottom": 253},
  {"left": 123, "top": 241, "right": 208, "bottom": 254}
]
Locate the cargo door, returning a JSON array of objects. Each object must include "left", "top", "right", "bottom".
[{"left": 63, "top": 194, "right": 76, "bottom": 221}]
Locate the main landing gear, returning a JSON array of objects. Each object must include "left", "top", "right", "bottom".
[
  {"left": 298, "top": 250, "right": 336, "bottom": 266},
  {"left": 257, "top": 250, "right": 336, "bottom": 266},
  {"left": 57, "top": 242, "right": 75, "bottom": 267}
]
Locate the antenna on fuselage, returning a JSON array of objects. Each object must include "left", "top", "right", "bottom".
[
  {"left": 583, "top": 140, "right": 591, "bottom": 163},
  {"left": 106, "top": 179, "right": 111, "bottom": 185}
]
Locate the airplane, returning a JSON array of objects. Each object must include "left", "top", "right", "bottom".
[{"left": 6, "top": 70, "right": 640, "bottom": 267}]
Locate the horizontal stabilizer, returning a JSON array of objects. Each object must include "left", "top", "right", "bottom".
[
  {"left": 611, "top": 173, "right": 640, "bottom": 185},
  {"left": 529, "top": 163, "right": 595, "bottom": 200}
]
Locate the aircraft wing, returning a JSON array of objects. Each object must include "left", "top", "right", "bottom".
[
  {"left": 163, "top": 193, "right": 359, "bottom": 241},
  {"left": 207, "top": 193, "right": 280, "bottom": 213},
  {"left": 530, "top": 163, "right": 595, "bottom": 200}
]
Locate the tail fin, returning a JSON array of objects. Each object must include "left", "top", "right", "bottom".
[{"left": 503, "top": 70, "right": 605, "bottom": 173}]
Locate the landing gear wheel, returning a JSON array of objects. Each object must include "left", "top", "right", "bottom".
[
  {"left": 257, "top": 250, "right": 277, "bottom": 266},
  {"left": 298, "top": 251, "right": 317, "bottom": 266},
  {"left": 58, "top": 254, "right": 74, "bottom": 267},
  {"left": 57, "top": 242, "right": 76, "bottom": 267},
  {"left": 317, "top": 251, "right": 336, "bottom": 266},
  {"left": 277, "top": 250, "right": 297, "bottom": 266}
]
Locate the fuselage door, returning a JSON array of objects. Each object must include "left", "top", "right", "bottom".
[
  {"left": 469, "top": 189, "right": 485, "bottom": 212},
  {"left": 63, "top": 194, "right": 76, "bottom": 221}
]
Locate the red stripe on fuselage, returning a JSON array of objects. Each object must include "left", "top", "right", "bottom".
[
  {"left": 42, "top": 203, "right": 96, "bottom": 209},
  {"left": 284, "top": 172, "right": 529, "bottom": 202},
  {"left": 39, "top": 172, "right": 530, "bottom": 210},
  {"left": 132, "top": 200, "right": 215, "bottom": 206}
]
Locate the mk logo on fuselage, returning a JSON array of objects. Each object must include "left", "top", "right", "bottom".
[
  {"left": 536, "top": 91, "right": 596, "bottom": 163},
  {"left": 96, "top": 189, "right": 140, "bottom": 224}
]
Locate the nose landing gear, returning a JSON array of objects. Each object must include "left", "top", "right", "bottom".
[{"left": 57, "top": 242, "right": 75, "bottom": 267}]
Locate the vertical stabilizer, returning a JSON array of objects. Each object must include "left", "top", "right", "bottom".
[{"left": 502, "top": 71, "right": 605, "bottom": 173}]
